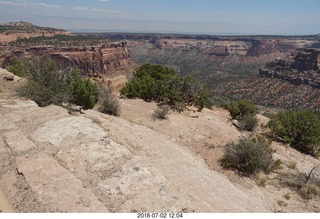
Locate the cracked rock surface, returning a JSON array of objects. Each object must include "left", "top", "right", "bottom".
[{"left": 0, "top": 96, "right": 271, "bottom": 212}]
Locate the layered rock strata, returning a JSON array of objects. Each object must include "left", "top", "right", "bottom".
[
  {"left": 259, "top": 48, "right": 320, "bottom": 88},
  {"left": 0, "top": 42, "right": 131, "bottom": 77}
]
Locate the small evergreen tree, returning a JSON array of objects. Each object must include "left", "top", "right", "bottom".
[
  {"left": 227, "top": 100, "right": 257, "bottom": 120},
  {"left": 66, "top": 69, "right": 98, "bottom": 110},
  {"left": 16, "top": 55, "right": 99, "bottom": 109},
  {"left": 267, "top": 110, "right": 320, "bottom": 157},
  {"left": 17, "top": 55, "right": 67, "bottom": 107},
  {"left": 4, "top": 56, "right": 25, "bottom": 77},
  {"left": 121, "top": 64, "right": 212, "bottom": 111},
  {"left": 226, "top": 100, "right": 258, "bottom": 131}
]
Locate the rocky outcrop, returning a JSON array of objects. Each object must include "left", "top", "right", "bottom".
[
  {"left": 0, "top": 42, "right": 132, "bottom": 77},
  {"left": 259, "top": 48, "right": 320, "bottom": 88},
  {"left": 1, "top": 68, "right": 320, "bottom": 212},
  {"left": 0, "top": 96, "right": 271, "bottom": 212}
]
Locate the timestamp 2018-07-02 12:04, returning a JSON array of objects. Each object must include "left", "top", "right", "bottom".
[{"left": 136, "top": 213, "right": 183, "bottom": 219}]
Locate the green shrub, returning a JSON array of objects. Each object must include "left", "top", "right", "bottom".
[
  {"left": 4, "top": 56, "right": 25, "bottom": 77},
  {"left": 99, "top": 85, "right": 121, "bottom": 116},
  {"left": 16, "top": 55, "right": 98, "bottom": 109},
  {"left": 221, "top": 135, "right": 273, "bottom": 175},
  {"left": 267, "top": 110, "right": 320, "bottom": 157},
  {"left": 238, "top": 114, "right": 258, "bottom": 131},
  {"left": 226, "top": 100, "right": 258, "bottom": 131},
  {"left": 17, "top": 55, "right": 68, "bottom": 107},
  {"left": 67, "top": 69, "right": 98, "bottom": 110},
  {"left": 226, "top": 100, "right": 257, "bottom": 119},
  {"left": 121, "top": 64, "right": 212, "bottom": 111},
  {"left": 153, "top": 105, "right": 170, "bottom": 120}
]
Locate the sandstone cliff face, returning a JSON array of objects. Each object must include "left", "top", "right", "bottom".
[
  {"left": 98, "top": 33, "right": 319, "bottom": 58},
  {"left": 259, "top": 48, "right": 320, "bottom": 88},
  {"left": 0, "top": 42, "right": 132, "bottom": 77}
]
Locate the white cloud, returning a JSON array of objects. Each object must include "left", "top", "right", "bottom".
[
  {"left": 97, "top": 0, "right": 111, "bottom": 2},
  {"left": 0, "top": 1, "right": 25, "bottom": 6},
  {"left": 74, "top": 6, "right": 86, "bottom": 10},
  {"left": 0, "top": 1, "right": 61, "bottom": 8},
  {"left": 74, "top": 6, "right": 120, "bottom": 13},
  {"left": 33, "top": 3, "right": 62, "bottom": 8}
]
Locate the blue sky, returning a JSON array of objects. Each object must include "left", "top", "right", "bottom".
[{"left": 0, "top": 0, "right": 319, "bottom": 35}]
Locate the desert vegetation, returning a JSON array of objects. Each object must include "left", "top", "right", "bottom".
[
  {"left": 267, "top": 110, "right": 320, "bottom": 157},
  {"left": 221, "top": 135, "right": 273, "bottom": 176},
  {"left": 120, "top": 64, "right": 212, "bottom": 111},
  {"left": 153, "top": 105, "right": 170, "bottom": 120},
  {"left": 12, "top": 55, "right": 99, "bottom": 109},
  {"left": 66, "top": 69, "right": 99, "bottom": 110},
  {"left": 0, "top": 21, "right": 64, "bottom": 33},
  {"left": 11, "top": 34, "right": 111, "bottom": 47},
  {"left": 225, "top": 99, "right": 258, "bottom": 131},
  {"left": 279, "top": 166, "right": 320, "bottom": 199},
  {"left": 4, "top": 57, "right": 25, "bottom": 77},
  {"left": 98, "top": 85, "right": 121, "bottom": 116}
]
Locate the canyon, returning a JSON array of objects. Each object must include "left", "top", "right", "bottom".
[
  {"left": 1, "top": 68, "right": 320, "bottom": 213},
  {"left": 93, "top": 33, "right": 319, "bottom": 57},
  {"left": 100, "top": 33, "right": 320, "bottom": 110},
  {"left": 212, "top": 48, "right": 320, "bottom": 110},
  {"left": 259, "top": 48, "right": 320, "bottom": 88},
  {"left": 1, "top": 22, "right": 320, "bottom": 213}
]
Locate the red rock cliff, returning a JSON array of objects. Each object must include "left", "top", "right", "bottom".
[{"left": 0, "top": 42, "right": 132, "bottom": 77}]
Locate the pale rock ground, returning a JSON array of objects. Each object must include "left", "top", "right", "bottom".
[{"left": 0, "top": 67, "right": 319, "bottom": 212}]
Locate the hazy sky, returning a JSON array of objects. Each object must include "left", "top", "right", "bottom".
[{"left": 0, "top": 0, "right": 319, "bottom": 35}]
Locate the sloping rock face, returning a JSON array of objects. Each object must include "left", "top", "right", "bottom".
[
  {"left": 0, "top": 42, "right": 132, "bottom": 77},
  {"left": 259, "top": 48, "right": 320, "bottom": 88},
  {"left": 0, "top": 97, "right": 271, "bottom": 212}
]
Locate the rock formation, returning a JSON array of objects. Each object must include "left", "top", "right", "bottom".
[
  {"left": 259, "top": 48, "right": 320, "bottom": 88},
  {"left": 1, "top": 68, "right": 320, "bottom": 212},
  {"left": 0, "top": 42, "right": 132, "bottom": 77},
  {"left": 96, "top": 33, "right": 319, "bottom": 58},
  {"left": 212, "top": 48, "right": 320, "bottom": 110},
  {"left": 0, "top": 90, "right": 269, "bottom": 213}
]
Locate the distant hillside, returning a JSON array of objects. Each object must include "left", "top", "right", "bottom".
[
  {"left": 213, "top": 48, "right": 320, "bottom": 110},
  {"left": 96, "top": 33, "right": 320, "bottom": 83},
  {"left": 0, "top": 21, "right": 69, "bottom": 44},
  {"left": 97, "top": 33, "right": 320, "bottom": 110},
  {"left": 0, "top": 21, "right": 65, "bottom": 33},
  {"left": 0, "top": 22, "right": 134, "bottom": 79}
]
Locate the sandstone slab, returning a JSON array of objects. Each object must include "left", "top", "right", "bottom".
[
  {"left": 3, "top": 130, "right": 36, "bottom": 153},
  {"left": 16, "top": 153, "right": 108, "bottom": 212},
  {"left": 32, "top": 116, "right": 107, "bottom": 146}
]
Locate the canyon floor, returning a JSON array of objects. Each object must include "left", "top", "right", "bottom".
[{"left": 0, "top": 68, "right": 319, "bottom": 213}]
